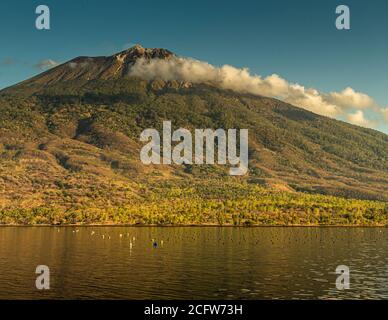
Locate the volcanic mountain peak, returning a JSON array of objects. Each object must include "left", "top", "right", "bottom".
[
  {"left": 113, "top": 44, "right": 174, "bottom": 62},
  {"left": 66, "top": 44, "right": 174, "bottom": 70},
  {"left": 68, "top": 44, "right": 174, "bottom": 64},
  {"left": 14, "top": 45, "right": 175, "bottom": 87}
]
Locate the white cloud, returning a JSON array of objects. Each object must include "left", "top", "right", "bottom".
[
  {"left": 129, "top": 57, "right": 341, "bottom": 116},
  {"left": 327, "top": 87, "right": 375, "bottom": 109},
  {"left": 67, "top": 58, "right": 93, "bottom": 69},
  {"left": 285, "top": 85, "right": 342, "bottom": 117},
  {"left": 346, "top": 110, "right": 376, "bottom": 128},
  {"left": 35, "top": 59, "right": 59, "bottom": 70},
  {"left": 381, "top": 108, "right": 388, "bottom": 122},
  {"left": 129, "top": 57, "right": 290, "bottom": 96},
  {"left": 128, "top": 56, "right": 385, "bottom": 129}
]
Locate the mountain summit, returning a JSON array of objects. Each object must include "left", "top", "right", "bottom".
[
  {"left": 17, "top": 45, "right": 175, "bottom": 87},
  {"left": 113, "top": 44, "right": 174, "bottom": 62}
]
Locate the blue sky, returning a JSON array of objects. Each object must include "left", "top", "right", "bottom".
[{"left": 1, "top": 0, "right": 387, "bottom": 132}]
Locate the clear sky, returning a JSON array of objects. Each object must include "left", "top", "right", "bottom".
[{"left": 0, "top": 0, "right": 387, "bottom": 132}]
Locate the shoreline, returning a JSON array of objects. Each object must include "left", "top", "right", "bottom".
[{"left": 0, "top": 223, "right": 387, "bottom": 227}]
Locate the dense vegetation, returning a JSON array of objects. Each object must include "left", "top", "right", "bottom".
[
  {"left": 0, "top": 47, "right": 387, "bottom": 225},
  {"left": 1, "top": 180, "right": 387, "bottom": 225}
]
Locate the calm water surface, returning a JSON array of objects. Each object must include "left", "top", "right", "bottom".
[{"left": 0, "top": 227, "right": 387, "bottom": 299}]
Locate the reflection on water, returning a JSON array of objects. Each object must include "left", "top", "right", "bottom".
[{"left": 0, "top": 227, "right": 387, "bottom": 299}]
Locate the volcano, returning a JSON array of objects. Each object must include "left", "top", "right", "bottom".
[{"left": 0, "top": 46, "right": 387, "bottom": 224}]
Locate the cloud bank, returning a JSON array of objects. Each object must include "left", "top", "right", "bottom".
[
  {"left": 346, "top": 110, "right": 376, "bottom": 128},
  {"left": 381, "top": 108, "right": 388, "bottom": 122},
  {"left": 129, "top": 57, "right": 385, "bottom": 129}
]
